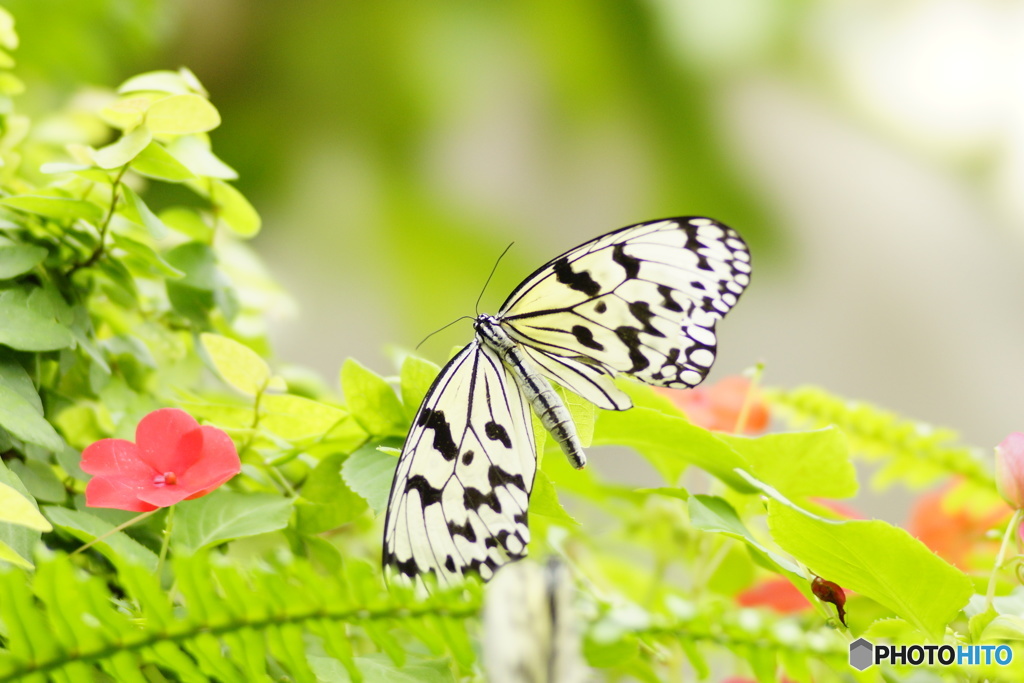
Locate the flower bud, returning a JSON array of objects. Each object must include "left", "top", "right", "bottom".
[{"left": 995, "top": 432, "right": 1024, "bottom": 508}]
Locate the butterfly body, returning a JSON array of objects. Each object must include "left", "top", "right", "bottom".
[{"left": 384, "top": 217, "right": 751, "bottom": 586}]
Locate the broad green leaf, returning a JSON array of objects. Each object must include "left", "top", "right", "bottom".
[
  {"left": 8, "top": 460, "right": 64, "bottom": 504},
  {"left": 145, "top": 94, "right": 221, "bottom": 134},
  {"left": 111, "top": 234, "right": 183, "bottom": 279},
  {"left": 593, "top": 407, "right": 751, "bottom": 490},
  {"left": 0, "top": 482, "right": 51, "bottom": 531},
  {"left": 200, "top": 333, "right": 284, "bottom": 396},
  {"left": 260, "top": 394, "right": 346, "bottom": 440},
  {"left": 296, "top": 452, "right": 367, "bottom": 535},
  {"left": 686, "top": 494, "right": 800, "bottom": 574},
  {"left": 0, "top": 288, "right": 80, "bottom": 351},
  {"left": 0, "top": 242, "right": 46, "bottom": 279},
  {"left": 91, "top": 125, "right": 152, "bottom": 169},
  {"left": 767, "top": 500, "right": 973, "bottom": 640},
  {"left": 99, "top": 93, "right": 161, "bottom": 130},
  {"left": 159, "top": 207, "right": 210, "bottom": 240},
  {"left": 341, "top": 442, "right": 401, "bottom": 515},
  {"left": 119, "top": 70, "right": 195, "bottom": 95},
  {"left": 166, "top": 136, "right": 238, "bottom": 179},
  {"left": 716, "top": 427, "right": 858, "bottom": 501},
  {"left": 341, "top": 359, "right": 407, "bottom": 438},
  {"left": 399, "top": 354, "right": 439, "bottom": 422},
  {"left": 165, "top": 242, "right": 218, "bottom": 322},
  {"left": 0, "top": 538, "right": 31, "bottom": 568},
  {"left": 120, "top": 185, "right": 168, "bottom": 239},
  {"left": 0, "top": 460, "right": 38, "bottom": 566},
  {"left": 981, "top": 615, "right": 1024, "bottom": 642},
  {"left": 530, "top": 470, "right": 578, "bottom": 526},
  {"left": 209, "top": 179, "right": 260, "bottom": 237},
  {"left": 0, "top": 195, "right": 103, "bottom": 224},
  {"left": 131, "top": 141, "right": 196, "bottom": 182},
  {"left": 44, "top": 507, "right": 158, "bottom": 571},
  {"left": 173, "top": 492, "right": 294, "bottom": 553},
  {"left": 557, "top": 385, "right": 595, "bottom": 448},
  {"left": 0, "top": 353, "right": 64, "bottom": 451}
]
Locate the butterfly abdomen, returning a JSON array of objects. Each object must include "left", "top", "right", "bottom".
[{"left": 475, "top": 315, "right": 587, "bottom": 469}]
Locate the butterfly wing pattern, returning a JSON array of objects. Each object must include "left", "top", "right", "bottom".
[{"left": 384, "top": 217, "right": 751, "bottom": 586}]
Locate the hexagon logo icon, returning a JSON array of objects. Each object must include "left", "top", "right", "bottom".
[{"left": 849, "top": 638, "right": 874, "bottom": 671}]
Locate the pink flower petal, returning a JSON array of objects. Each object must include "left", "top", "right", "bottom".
[
  {"left": 135, "top": 408, "right": 200, "bottom": 473},
  {"left": 80, "top": 439, "right": 154, "bottom": 478},
  {"left": 178, "top": 426, "right": 240, "bottom": 491},
  {"left": 85, "top": 477, "right": 158, "bottom": 512},
  {"left": 137, "top": 485, "right": 193, "bottom": 508}
]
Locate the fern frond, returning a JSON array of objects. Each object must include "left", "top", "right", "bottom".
[
  {"left": 765, "top": 385, "right": 992, "bottom": 490},
  {"left": 0, "top": 552, "right": 481, "bottom": 682}
]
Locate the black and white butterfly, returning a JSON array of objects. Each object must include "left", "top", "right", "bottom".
[{"left": 383, "top": 217, "right": 751, "bottom": 586}]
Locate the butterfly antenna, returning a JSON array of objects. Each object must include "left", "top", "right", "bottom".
[
  {"left": 415, "top": 316, "right": 474, "bottom": 351},
  {"left": 475, "top": 242, "right": 515, "bottom": 315}
]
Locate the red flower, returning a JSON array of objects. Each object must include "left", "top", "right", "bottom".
[
  {"left": 736, "top": 577, "right": 811, "bottom": 614},
  {"left": 81, "top": 408, "right": 240, "bottom": 511},
  {"left": 907, "top": 480, "right": 1010, "bottom": 569},
  {"left": 657, "top": 376, "right": 770, "bottom": 434}
]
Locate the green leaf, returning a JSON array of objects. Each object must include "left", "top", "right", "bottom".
[
  {"left": 399, "top": 354, "right": 439, "bottom": 422},
  {"left": 119, "top": 70, "right": 196, "bottom": 95},
  {"left": 131, "top": 141, "right": 196, "bottom": 181},
  {"left": 529, "top": 470, "right": 578, "bottom": 526},
  {"left": 0, "top": 195, "right": 104, "bottom": 224},
  {"left": 260, "top": 394, "right": 347, "bottom": 440},
  {"left": 593, "top": 407, "right": 751, "bottom": 490},
  {"left": 200, "top": 333, "right": 284, "bottom": 396},
  {"left": 173, "top": 492, "right": 294, "bottom": 553},
  {"left": 0, "top": 242, "right": 46, "bottom": 279},
  {"left": 0, "top": 353, "right": 64, "bottom": 450},
  {"left": 45, "top": 506, "right": 158, "bottom": 571},
  {"left": 716, "top": 427, "right": 858, "bottom": 501},
  {"left": 341, "top": 359, "right": 407, "bottom": 438},
  {"left": 557, "top": 385, "right": 595, "bottom": 448},
  {"left": 165, "top": 136, "right": 238, "bottom": 180},
  {"left": 311, "top": 654, "right": 455, "bottom": 683},
  {"left": 0, "top": 460, "right": 39, "bottom": 567},
  {"left": 0, "top": 538, "right": 31, "bottom": 568},
  {"left": 686, "top": 494, "right": 800, "bottom": 574},
  {"left": 92, "top": 125, "right": 152, "bottom": 169},
  {"left": 165, "top": 242, "right": 218, "bottom": 322},
  {"left": 767, "top": 500, "right": 973, "bottom": 640},
  {"left": 159, "top": 207, "right": 210, "bottom": 240},
  {"left": 0, "top": 482, "right": 51, "bottom": 531},
  {"left": 145, "top": 94, "right": 221, "bottom": 135},
  {"left": 981, "top": 615, "right": 1024, "bottom": 642},
  {"left": 341, "top": 442, "right": 400, "bottom": 515},
  {"left": 8, "top": 460, "right": 65, "bottom": 504},
  {"left": 296, "top": 453, "right": 368, "bottom": 534},
  {"left": 111, "top": 234, "right": 183, "bottom": 279},
  {"left": 120, "top": 185, "right": 168, "bottom": 239},
  {"left": 209, "top": 179, "right": 260, "bottom": 237}
]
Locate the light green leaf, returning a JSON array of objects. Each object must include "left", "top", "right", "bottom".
[
  {"left": 530, "top": 470, "right": 578, "bottom": 526},
  {"left": 341, "top": 359, "right": 407, "bottom": 438},
  {"left": 296, "top": 454, "right": 368, "bottom": 534},
  {"left": 145, "top": 94, "right": 221, "bottom": 135},
  {"left": 0, "top": 482, "right": 51, "bottom": 531},
  {"left": 0, "top": 460, "right": 38, "bottom": 566},
  {"left": 981, "top": 615, "right": 1024, "bottom": 642},
  {"left": 259, "top": 394, "right": 346, "bottom": 440},
  {"left": 8, "top": 460, "right": 64, "bottom": 504},
  {"left": 119, "top": 70, "right": 195, "bottom": 95},
  {"left": 159, "top": 207, "right": 210, "bottom": 240},
  {"left": 0, "top": 353, "right": 65, "bottom": 452},
  {"left": 201, "top": 333, "right": 284, "bottom": 396},
  {"left": 0, "top": 290, "right": 74, "bottom": 352},
  {"left": 45, "top": 506, "right": 158, "bottom": 571},
  {"left": 341, "top": 443, "right": 400, "bottom": 515},
  {"left": 173, "top": 492, "right": 294, "bottom": 553},
  {"left": 111, "top": 234, "right": 183, "bottom": 279},
  {"left": 120, "top": 185, "right": 168, "bottom": 239},
  {"left": 165, "top": 136, "right": 238, "bottom": 179},
  {"left": 557, "top": 385, "right": 595, "bottom": 448},
  {"left": 0, "top": 7, "right": 16, "bottom": 50},
  {"left": 687, "top": 494, "right": 800, "bottom": 574},
  {"left": 131, "top": 141, "right": 196, "bottom": 182},
  {"left": 593, "top": 407, "right": 751, "bottom": 490},
  {"left": 311, "top": 654, "right": 455, "bottom": 683},
  {"left": 399, "top": 354, "right": 439, "bottom": 422},
  {"left": 0, "top": 195, "right": 104, "bottom": 224},
  {"left": 767, "top": 500, "right": 973, "bottom": 640},
  {"left": 209, "top": 179, "right": 260, "bottom": 237},
  {"left": 0, "top": 242, "right": 47, "bottom": 279},
  {"left": 717, "top": 427, "right": 858, "bottom": 501},
  {"left": 0, "top": 539, "right": 31, "bottom": 568},
  {"left": 92, "top": 125, "right": 152, "bottom": 169}
]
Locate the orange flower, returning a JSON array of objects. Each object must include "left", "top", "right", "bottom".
[
  {"left": 907, "top": 482, "right": 1010, "bottom": 569},
  {"left": 657, "top": 376, "right": 769, "bottom": 434},
  {"left": 736, "top": 577, "right": 811, "bottom": 614}
]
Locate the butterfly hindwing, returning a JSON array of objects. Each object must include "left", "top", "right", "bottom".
[
  {"left": 383, "top": 341, "right": 537, "bottom": 586},
  {"left": 499, "top": 217, "right": 751, "bottom": 390}
]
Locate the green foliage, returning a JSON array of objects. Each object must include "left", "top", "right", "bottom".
[{"left": 0, "top": 8, "right": 1017, "bottom": 682}]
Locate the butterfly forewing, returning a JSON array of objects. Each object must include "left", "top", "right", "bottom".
[
  {"left": 499, "top": 217, "right": 751, "bottom": 390},
  {"left": 384, "top": 341, "right": 536, "bottom": 586}
]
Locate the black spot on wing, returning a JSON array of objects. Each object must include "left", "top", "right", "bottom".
[
  {"left": 628, "top": 301, "right": 664, "bottom": 338},
  {"left": 553, "top": 257, "right": 601, "bottom": 297},
  {"left": 461, "top": 450, "right": 474, "bottom": 465},
  {"left": 658, "top": 285, "right": 683, "bottom": 312},
  {"left": 386, "top": 551, "right": 420, "bottom": 578},
  {"left": 418, "top": 408, "right": 458, "bottom": 462},
  {"left": 612, "top": 243, "right": 641, "bottom": 279},
  {"left": 595, "top": 300, "right": 607, "bottom": 314},
  {"left": 615, "top": 326, "right": 650, "bottom": 373},
  {"left": 448, "top": 519, "right": 477, "bottom": 542},
  {"left": 484, "top": 421, "right": 512, "bottom": 448},
  {"left": 571, "top": 324, "right": 605, "bottom": 351},
  {"left": 464, "top": 487, "right": 501, "bottom": 513},
  {"left": 444, "top": 556, "right": 456, "bottom": 573},
  {"left": 404, "top": 474, "right": 443, "bottom": 506},
  {"left": 489, "top": 463, "right": 527, "bottom": 492}
]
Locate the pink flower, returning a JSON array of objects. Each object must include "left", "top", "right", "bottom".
[
  {"left": 996, "top": 433, "right": 1024, "bottom": 509},
  {"left": 657, "top": 376, "right": 770, "bottom": 434},
  {"left": 81, "top": 408, "right": 241, "bottom": 511}
]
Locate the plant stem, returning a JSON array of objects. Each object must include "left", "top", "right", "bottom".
[
  {"left": 156, "top": 505, "right": 175, "bottom": 578},
  {"left": 70, "top": 508, "right": 158, "bottom": 556},
  {"left": 985, "top": 507, "right": 1023, "bottom": 609},
  {"left": 66, "top": 164, "right": 129, "bottom": 276}
]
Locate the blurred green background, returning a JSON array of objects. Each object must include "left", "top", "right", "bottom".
[{"left": 7, "top": 0, "right": 1024, "bottom": 457}]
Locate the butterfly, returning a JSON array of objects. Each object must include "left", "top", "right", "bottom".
[{"left": 383, "top": 217, "right": 751, "bottom": 586}]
